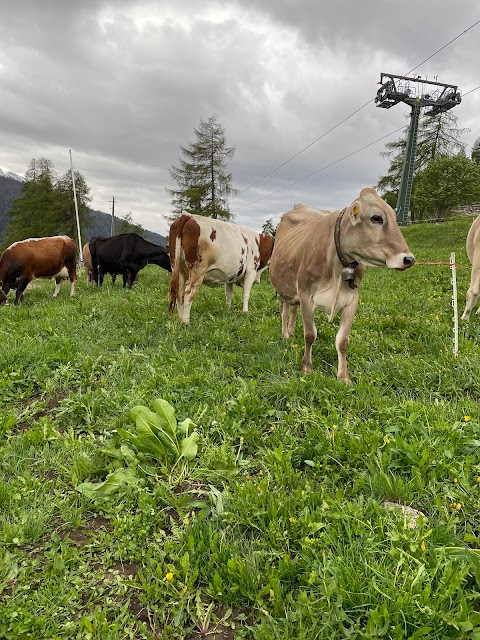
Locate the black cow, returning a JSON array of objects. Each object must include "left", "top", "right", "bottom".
[{"left": 89, "top": 233, "right": 171, "bottom": 288}]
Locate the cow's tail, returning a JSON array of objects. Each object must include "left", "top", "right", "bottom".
[{"left": 168, "top": 234, "right": 182, "bottom": 312}]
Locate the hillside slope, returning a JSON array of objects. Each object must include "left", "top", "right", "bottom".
[{"left": 0, "top": 172, "right": 167, "bottom": 245}]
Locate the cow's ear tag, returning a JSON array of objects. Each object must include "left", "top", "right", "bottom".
[{"left": 349, "top": 202, "right": 362, "bottom": 225}]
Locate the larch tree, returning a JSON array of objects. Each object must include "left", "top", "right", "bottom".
[
  {"left": 167, "top": 115, "right": 238, "bottom": 221},
  {"left": 56, "top": 170, "right": 93, "bottom": 239},
  {"left": 261, "top": 217, "right": 276, "bottom": 236}
]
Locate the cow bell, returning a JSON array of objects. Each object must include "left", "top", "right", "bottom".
[{"left": 341, "top": 266, "right": 357, "bottom": 289}]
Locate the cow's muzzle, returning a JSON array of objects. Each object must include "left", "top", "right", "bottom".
[{"left": 386, "top": 253, "right": 415, "bottom": 270}]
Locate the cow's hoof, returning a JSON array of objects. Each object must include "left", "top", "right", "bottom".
[
  {"left": 301, "top": 364, "right": 312, "bottom": 373},
  {"left": 337, "top": 374, "right": 352, "bottom": 384}
]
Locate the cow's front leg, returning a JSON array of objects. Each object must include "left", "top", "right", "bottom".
[
  {"left": 241, "top": 272, "right": 256, "bottom": 313},
  {"left": 225, "top": 283, "right": 234, "bottom": 306},
  {"left": 281, "top": 298, "right": 290, "bottom": 338},
  {"left": 335, "top": 299, "right": 358, "bottom": 383},
  {"left": 0, "top": 282, "right": 11, "bottom": 304},
  {"left": 128, "top": 269, "right": 139, "bottom": 288},
  {"left": 287, "top": 303, "right": 299, "bottom": 337},
  {"left": 461, "top": 256, "right": 480, "bottom": 320},
  {"left": 53, "top": 277, "right": 63, "bottom": 298},
  {"left": 300, "top": 299, "right": 317, "bottom": 372},
  {"left": 14, "top": 276, "right": 31, "bottom": 305}
]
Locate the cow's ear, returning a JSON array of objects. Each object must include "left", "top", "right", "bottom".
[{"left": 348, "top": 200, "right": 362, "bottom": 225}]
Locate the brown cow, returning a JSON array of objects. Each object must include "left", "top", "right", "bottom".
[
  {"left": 461, "top": 216, "right": 480, "bottom": 321},
  {"left": 169, "top": 214, "right": 274, "bottom": 324},
  {"left": 82, "top": 242, "right": 95, "bottom": 286},
  {"left": 269, "top": 188, "right": 415, "bottom": 381},
  {"left": 0, "top": 235, "right": 77, "bottom": 305}
]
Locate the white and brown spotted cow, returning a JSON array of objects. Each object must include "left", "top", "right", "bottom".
[
  {"left": 169, "top": 214, "right": 274, "bottom": 324},
  {"left": 0, "top": 235, "right": 77, "bottom": 305},
  {"left": 269, "top": 188, "right": 415, "bottom": 381}
]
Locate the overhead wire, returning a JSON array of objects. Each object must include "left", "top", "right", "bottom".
[
  {"left": 463, "top": 84, "right": 480, "bottom": 96},
  {"left": 233, "top": 18, "right": 480, "bottom": 202},
  {"left": 232, "top": 125, "right": 405, "bottom": 212}
]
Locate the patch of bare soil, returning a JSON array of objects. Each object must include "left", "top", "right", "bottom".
[{"left": 13, "top": 390, "right": 70, "bottom": 432}]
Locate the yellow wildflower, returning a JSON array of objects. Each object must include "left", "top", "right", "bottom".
[
  {"left": 385, "top": 437, "right": 391, "bottom": 445},
  {"left": 165, "top": 572, "right": 174, "bottom": 582},
  {"left": 259, "top": 470, "right": 264, "bottom": 476},
  {"left": 453, "top": 477, "right": 458, "bottom": 484},
  {"left": 269, "top": 588, "right": 274, "bottom": 599},
  {"left": 289, "top": 517, "right": 297, "bottom": 523},
  {"left": 420, "top": 541, "right": 426, "bottom": 552},
  {"left": 464, "top": 416, "right": 471, "bottom": 422}
]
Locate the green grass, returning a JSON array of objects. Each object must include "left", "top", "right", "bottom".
[{"left": 2, "top": 217, "right": 480, "bottom": 639}]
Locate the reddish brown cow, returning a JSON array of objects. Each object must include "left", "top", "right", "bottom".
[{"left": 0, "top": 235, "right": 77, "bottom": 305}]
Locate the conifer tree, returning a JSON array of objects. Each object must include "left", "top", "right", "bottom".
[
  {"left": 2, "top": 158, "right": 92, "bottom": 249},
  {"left": 261, "top": 217, "right": 276, "bottom": 236},
  {"left": 167, "top": 115, "right": 237, "bottom": 221}
]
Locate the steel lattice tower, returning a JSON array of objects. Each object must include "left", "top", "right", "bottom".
[{"left": 375, "top": 73, "right": 461, "bottom": 226}]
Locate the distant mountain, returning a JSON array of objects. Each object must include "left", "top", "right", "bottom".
[
  {"left": 86, "top": 209, "right": 167, "bottom": 245},
  {"left": 0, "top": 171, "right": 167, "bottom": 246}
]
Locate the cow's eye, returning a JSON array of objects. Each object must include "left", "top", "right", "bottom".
[{"left": 371, "top": 215, "right": 383, "bottom": 224}]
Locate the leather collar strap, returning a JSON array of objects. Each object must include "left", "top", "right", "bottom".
[{"left": 334, "top": 208, "right": 359, "bottom": 290}]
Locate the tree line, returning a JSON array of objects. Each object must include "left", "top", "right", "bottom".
[
  {"left": 3, "top": 111, "right": 479, "bottom": 250},
  {"left": 1, "top": 159, "right": 146, "bottom": 251},
  {"left": 377, "top": 112, "right": 480, "bottom": 220}
]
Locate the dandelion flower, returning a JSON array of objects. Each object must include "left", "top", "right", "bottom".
[
  {"left": 289, "top": 517, "right": 297, "bottom": 523},
  {"left": 421, "top": 541, "right": 426, "bottom": 552},
  {"left": 165, "top": 572, "right": 174, "bottom": 582},
  {"left": 464, "top": 416, "right": 471, "bottom": 422},
  {"left": 385, "top": 437, "right": 391, "bottom": 445}
]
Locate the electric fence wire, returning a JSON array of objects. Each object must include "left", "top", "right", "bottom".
[{"left": 233, "top": 18, "right": 480, "bottom": 203}]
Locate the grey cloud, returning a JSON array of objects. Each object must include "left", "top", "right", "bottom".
[{"left": 1, "top": 0, "right": 478, "bottom": 236}]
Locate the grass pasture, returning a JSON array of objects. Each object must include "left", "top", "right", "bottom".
[{"left": 2, "top": 217, "right": 480, "bottom": 639}]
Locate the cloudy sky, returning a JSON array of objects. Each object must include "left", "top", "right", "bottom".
[{"left": 1, "top": 1, "right": 479, "bottom": 236}]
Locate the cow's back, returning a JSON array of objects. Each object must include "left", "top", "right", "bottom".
[
  {"left": 4, "top": 236, "right": 76, "bottom": 278},
  {"left": 270, "top": 205, "right": 334, "bottom": 299}
]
